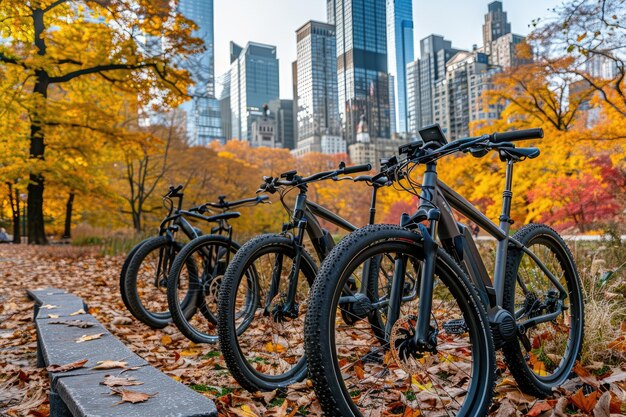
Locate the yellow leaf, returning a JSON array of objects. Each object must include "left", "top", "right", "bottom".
[
  {"left": 161, "top": 335, "right": 173, "bottom": 346},
  {"left": 264, "top": 342, "right": 286, "bottom": 353}
]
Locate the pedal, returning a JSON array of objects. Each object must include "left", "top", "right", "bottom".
[{"left": 442, "top": 319, "right": 468, "bottom": 335}]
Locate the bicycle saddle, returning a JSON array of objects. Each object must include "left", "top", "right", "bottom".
[
  {"left": 499, "top": 146, "right": 540, "bottom": 162},
  {"left": 206, "top": 212, "right": 241, "bottom": 222}
]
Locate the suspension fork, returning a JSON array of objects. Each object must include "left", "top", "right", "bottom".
[
  {"left": 283, "top": 219, "right": 306, "bottom": 314},
  {"left": 155, "top": 231, "right": 175, "bottom": 288},
  {"left": 412, "top": 222, "right": 439, "bottom": 349}
]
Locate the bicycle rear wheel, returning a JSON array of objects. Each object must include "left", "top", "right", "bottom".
[
  {"left": 119, "top": 237, "right": 152, "bottom": 313},
  {"left": 503, "top": 224, "right": 584, "bottom": 397},
  {"left": 167, "top": 234, "right": 241, "bottom": 344},
  {"left": 305, "top": 225, "right": 495, "bottom": 417}
]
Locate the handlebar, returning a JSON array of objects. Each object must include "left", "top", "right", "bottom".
[
  {"left": 261, "top": 163, "right": 372, "bottom": 191},
  {"left": 204, "top": 194, "right": 269, "bottom": 210},
  {"left": 490, "top": 128, "right": 543, "bottom": 143}
]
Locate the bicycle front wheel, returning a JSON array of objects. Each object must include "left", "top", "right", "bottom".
[
  {"left": 218, "top": 233, "right": 317, "bottom": 392},
  {"left": 305, "top": 224, "right": 495, "bottom": 417},
  {"left": 503, "top": 224, "right": 584, "bottom": 397},
  {"left": 167, "top": 234, "right": 240, "bottom": 344}
]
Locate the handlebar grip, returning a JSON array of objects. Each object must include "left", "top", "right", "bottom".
[
  {"left": 343, "top": 164, "right": 372, "bottom": 175},
  {"left": 491, "top": 128, "right": 543, "bottom": 143}
]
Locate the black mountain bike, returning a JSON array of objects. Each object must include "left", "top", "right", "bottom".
[
  {"left": 165, "top": 193, "right": 271, "bottom": 344},
  {"left": 305, "top": 126, "right": 584, "bottom": 417},
  {"left": 121, "top": 185, "right": 268, "bottom": 328},
  {"left": 216, "top": 162, "right": 393, "bottom": 392}
]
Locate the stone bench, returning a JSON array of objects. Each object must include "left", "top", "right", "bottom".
[{"left": 28, "top": 288, "right": 218, "bottom": 417}]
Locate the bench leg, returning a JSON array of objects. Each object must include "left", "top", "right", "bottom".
[
  {"left": 49, "top": 390, "right": 72, "bottom": 417},
  {"left": 36, "top": 336, "right": 45, "bottom": 368}
]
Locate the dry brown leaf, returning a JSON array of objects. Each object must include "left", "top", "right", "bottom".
[
  {"left": 46, "top": 359, "right": 88, "bottom": 373},
  {"left": 527, "top": 401, "right": 552, "bottom": 416},
  {"left": 92, "top": 360, "right": 128, "bottom": 370},
  {"left": 40, "top": 304, "right": 58, "bottom": 309},
  {"left": 111, "top": 388, "right": 156, "bottom": 404},
  {"left": 551, "top": 397, "right": 569, "bottom": 417},
  {"left": 101, "top": 375, "right": 143, "bottom": 387},
  {"left": 69, "top": 308, "right": 86, "bottom": 316},
  {"left": 111, "top": 316, "right": 132, "bottom": 325},
  {"left": 76, "top": 333, "right": 104, "bottom": 343},
  {"left": 48, "top": 314, "right": 59, "bottom": 318},
  {"left": 49, "top": 319, "right": 95, "bottom": 328},
  {"left": 570, "top": 388, "right": 599, "bottom": 414},
  {"left": 593, "top": 391, "right": 611, "bottom": 417}
]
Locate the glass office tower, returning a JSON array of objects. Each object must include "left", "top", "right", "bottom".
[
  {"left": 333, "top": 0, "right": 391, "bottom": 144},
  {"left": 386, "top": 0, "right": 414, "bottom": 134},
  {"left": 178, "top": 0, "right": 223, "bottom": 145},
  {"left": 229, "top": 42, "right": 280, "bottom": 141}
]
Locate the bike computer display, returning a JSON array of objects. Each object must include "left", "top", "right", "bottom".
[{"left": 418, "top": 124, "right": 448, "bottom": 146}]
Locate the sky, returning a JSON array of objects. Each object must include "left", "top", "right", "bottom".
[{"left": 214, "top": 0, "right": 562, "bottom": 99}]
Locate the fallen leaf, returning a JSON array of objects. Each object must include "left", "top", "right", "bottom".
[
  {"left": 111, "top": 388, "right": 156, "bottom": 404},
  {"left": 40, "top": 304, "right": 58, "bottom": 309},
  {"left": 551, "top": 397, "right": 569, "bottom": 417},
  {"left": 69, "top": 308, "right": 86, "bottom": 316},
  {"left": 593, "top": 391, "right": 611, "bottom": 417},
  {"left": 527, "top": 401, "right": 552, "bottom": 416},
  {"left": 76, "top": 333, "right": 104, "bottom": 343},
  {"left": 101, "top": 375, "right": 143, "bottom": 387},
  {"left": 48, "top": 314, "right": 59, "bottom": 318},
  {"left": 570, "top": 388, "right": 599, "bottom": 413},
  {"left": 229, "top": 404, "right": 259, "bottom": 417},
  {"left": 49, "top": 319, "right": 95, "bottom": 328},
  {"left": 161, "top": 335, "right": 173, "bottom": 346},
  {"left": 111, "top": 316, "right": 132, "bottom": 325},
  {"left": 265, "top": 342, "right": 286, "bottom": 353},
  {"left": 46, "top": 359, "right": 88, "bottom": 373},
  {"left": 92, "top": 360, "right": 128, "bottom": 370}
]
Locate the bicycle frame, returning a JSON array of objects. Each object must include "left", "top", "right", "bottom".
[
  {"left": 265, "top": 183, "right": 381, "bottom": 317},
  {"left": 388, "top": 159, "right": 569, "bottom": 346}
]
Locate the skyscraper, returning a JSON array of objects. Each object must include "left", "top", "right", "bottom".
[
  {"left": 294, "top": 20, "right": 343, "bottom": 154},
  {"left": 386, "top": 0, "right": 414, "bottom": 134},
  {"left": 406, "top": 35, "right": 459, "bottom": 134},
  {"left": 333, "top": 0, "right": 391, "bottom": 144},
  {"left": 482, "top": 1, "right": 511, "bottom": 55},
  {"left": 178, "top": 0, "right": 223, "bottom": 145},
  {"left": 269, "top": 99, "right": 295, "bottom": 150},
  {"left": 229, "top": 41, "right": 280, "bottom": 142}
]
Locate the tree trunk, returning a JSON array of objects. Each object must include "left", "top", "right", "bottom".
[
  {"left": 6, "top": 183, "right": 20, "bottom": 244},
  {"left": 63, "top": 192, "right": 75, "bottom": 239},
  {"left": 27, "top": 8, "right": 49, "bottom": 244}
]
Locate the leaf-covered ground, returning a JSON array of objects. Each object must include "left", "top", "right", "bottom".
[{"left": 1, "top": 244, "right": 625, "bottom": 416}]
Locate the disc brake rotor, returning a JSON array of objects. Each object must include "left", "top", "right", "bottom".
[{"left": 390, "top": 315, "right": 427, "bottom": 375}]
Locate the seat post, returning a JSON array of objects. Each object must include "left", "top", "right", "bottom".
[{"left": 499, "top": 159, "right": 515, "bottom": 235}]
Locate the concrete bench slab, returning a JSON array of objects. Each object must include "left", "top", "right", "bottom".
[
  {"left": 29, "top": 287, "right": 218, "bottom": 417},
  {"left": 56, "top": 366, "right": 217, "bottom": 417}
]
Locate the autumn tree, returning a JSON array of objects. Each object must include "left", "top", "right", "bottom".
[{"left": 0, "top": 0, "right": 201, "bottom": 243}]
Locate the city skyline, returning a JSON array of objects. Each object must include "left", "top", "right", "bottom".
[{"left": 214, "top": 0, "right": 561, "bottom": 99}]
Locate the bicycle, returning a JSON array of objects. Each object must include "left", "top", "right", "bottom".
[
  {"left": 165, "top": 192, "right": 272, "bottom": 343},
  {"left": 304, "top": 125, "right": 584, "bottom": 417},
  {"left": 121, "top": 185, "right": 268, "bottom": 328},
  {"left": 216, "top": 162, "right": 393, "bottom": 392}
]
